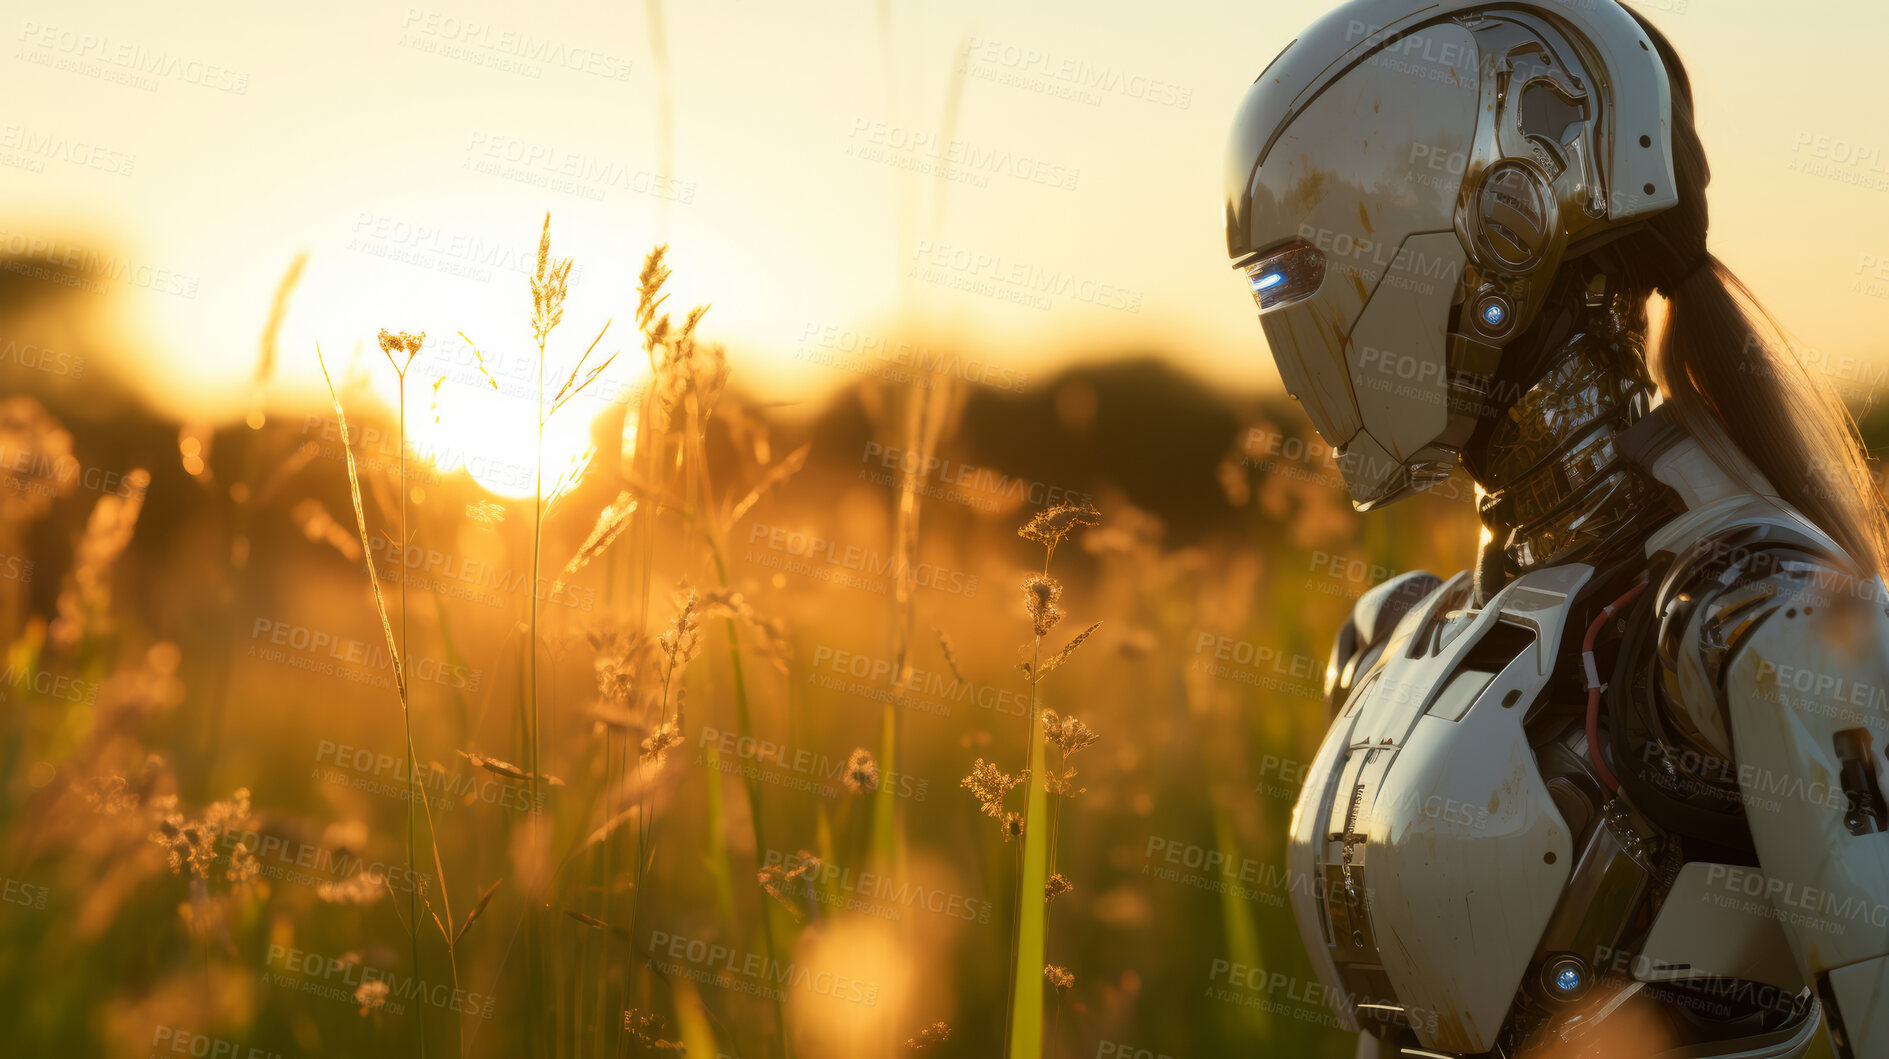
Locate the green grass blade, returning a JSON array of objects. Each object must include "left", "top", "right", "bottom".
[
  {"left": 701, "top": 742, "right": 736, "bottom": 930},
  {"left": 1008, "top": 706, "right": 1050, "bottom": 1059}
]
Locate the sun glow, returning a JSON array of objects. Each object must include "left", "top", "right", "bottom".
[
  {"left": 385, "top": 351, "right": 641, "bottom": 502},
  {"left": 422, "top": 388, "right": 594, "bottom": 502}
]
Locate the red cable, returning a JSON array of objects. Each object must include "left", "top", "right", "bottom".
[{"left": 1582, "top": 579, "right": 1648, "bottom": 792}]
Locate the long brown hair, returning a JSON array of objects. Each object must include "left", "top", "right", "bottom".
[{"left": 1616, "top": 10, "right": 1889, "bottom": 577}]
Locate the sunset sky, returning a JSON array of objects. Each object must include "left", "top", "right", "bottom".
[{"left": 6, "top": 0, "right": 1886, "bottom": 426}]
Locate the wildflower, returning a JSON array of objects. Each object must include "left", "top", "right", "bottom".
[
  {"left": 1045, "top": 873, "right": 1073, "bottom": 902},
  {"left": 1018, "top": 501, "right": 1102, "bottom": 551},
  {"left": 660, "top": 588, "right": 703, "bottom": 677},
  {"left": 843, "top": 748, "right": 880, "bottom": 794},
  {"left": 623, "top": 1009, "right": 685, "bottom": 1051},
  {"left": 1044, "top": 964, "right": 1075, "bottom": 989},
  {"left": 49, "top": 467, "right": 150, "bottom": 648},
  {"left": 650, "top": 304, "right": 726, "bottom": 434},
  {"left": 83, "top": 775, "right": 139, "bottom": 816},
  {"left": 150, "top": 788, "right": 257, "bottom": 883},
  {"left": 758, "top": 852, "right": 820, "bottom": 918},
  {"left": 907, "top": 1022, "right": 953, "bottom": 1052},
  {"left": 640, "top": 723, "right": 684, "bottom": 765},
  {"left": 590, "top": 627, "right": 654, "bottom": 707},
  {"left": 465, "top": 499, "right": 506, "bottom": 525},
  {"left": 1043, "top": 711, "right": 1099, "bottom": 757},
  {"left": 1042, "top": 711, "right": 1097, "bottom": 798},
  {"left": 316, "top": 871, "right": 387, "bottom": 906},
  {"left": 0, "top": 396, "right": 76, "bottom": 524},
  {"left": 355, "top": 980, "right": 389, "bottom": 1016},
  {"left": 962, "top": 759, "right": 1021, "bottom": 818},
  {"left": 149, "top": 802, "right": 187, "bottom": 874},
  {"left": 226, "top": 839, "right": 261, "bottom": 888},
  {"left": 1022, "top": 574, "right": 1064, "bottom": 637},
  {"left": 376, "top": 329, "right": 425, "bottom": 372},
  {"left": 593, "top": 643, "right": 638, "bottom": 705}
]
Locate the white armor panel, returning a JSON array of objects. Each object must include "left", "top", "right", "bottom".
[
  {"left": 1292, "top": 564, "right": 1589, "bottom": 1052},
  {"left": 1717, "top": 561, "right": 1889, "bottom": 1057}
]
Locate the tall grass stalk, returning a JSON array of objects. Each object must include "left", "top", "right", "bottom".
[
  {"left": 1007, "top": 555, "right": 1053, "bottom": 1059},
  {"left": 387, "top": 332, "right": 466, "bottom": 1051},
  {"left": 507, "top": 214, "right": 612, "bottom": 1057},
  {"left": 316, "top": 341, "right": 459, "bottom": 1056},
  {"left": 703, "top": 538, "right": 791, "bottom": 1059},
  {"left": 999, "top": 505, "right": 1101, "bottom": 1059}
]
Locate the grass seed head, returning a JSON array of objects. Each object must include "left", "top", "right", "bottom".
[
  {"left": 660, "top": 586, "right": 703, "bottom": 677},
  {"left": 906, "top": 1022, "right": 953, "bottom": 1052},
  {"left": 317, "top": 870, "right": 387, "bottom": 906},
  {"left": 1043, "top": 710, "right": 1099, "bottom": 757},
  {"left": 961, "top": 758, "right": 1020, "bottom": 818},
  {"left": 622, "top": 1008, "right": 684, "bottom": 1051},
  {"left": 1000, "top": 811, "right": 1025, "bottom": 842},
  {"left": 354, "top": 980, "right": 389, "bottom": 1016},
  {"left": 758, "top": 852, "right": 821, "bottom": 919},
  {"left": 843, "top": 748, "right": 880, "bottom": 794},
  {"left": 1022, "top": 573, "right": 1064, "bottom": 637},
  {"left": 1018, "top": 500, "right": 1102, "bottom": 551},
  {"left": 83, "top": 775, "right": 140, "bottom": 816},
  {"left": 640, "top": 723, "right": 684, "bottom": 764},
  {"left": 530, "top": 214, "right": 573, "bottom": 347},
  {"left": 0, "top": 396, "right": 76, "bottom": 523},
  {"left": 375, "top": 329, "right": 425, "bottom": 374}
]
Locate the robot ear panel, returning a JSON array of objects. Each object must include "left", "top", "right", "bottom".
[
  {"left": 1517, "top": 79, "right": 1590, "bottom": 159},
  {"left": 1472, "top": 162, "right": 1558, "bottom": 275}
]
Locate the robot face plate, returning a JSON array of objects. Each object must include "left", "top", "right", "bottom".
[
  {"left": 1236, "top": 19, "right": 1479, "bottom": 508},
  {"left": 1225, "top": 0, "right": 1678, "bottom": 509}
]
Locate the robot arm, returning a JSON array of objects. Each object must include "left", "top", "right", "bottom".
[{"left": 1712, "top": 556, "right": 1889, "bottom": 1056}]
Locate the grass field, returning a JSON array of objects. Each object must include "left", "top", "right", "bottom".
[{"left": 0, "top": 222, "right": 1497, "bottom": 1058}]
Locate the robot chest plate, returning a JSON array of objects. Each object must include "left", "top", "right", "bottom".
[{"left": 1287, "top": 564, "right": 1591, "bottom": 1053}]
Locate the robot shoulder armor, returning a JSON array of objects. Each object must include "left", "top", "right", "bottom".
[
  {"left": 1654, "top": 516, "right": 1872, "bottom": 700},
  {"left": 1324, "top": 569, "right": 1447, "bottom": 712}
]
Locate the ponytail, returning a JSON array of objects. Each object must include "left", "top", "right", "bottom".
[
  {"left": 1652, "top": 260, "right": 1889, "bottom": 577},
  {"left": 1620, "top": 9, "right": 1889, "bottom": 577}
]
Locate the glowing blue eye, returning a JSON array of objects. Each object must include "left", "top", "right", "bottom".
[
  {"left": 1554, "top": 967, "right": 1582, "bottom": 993},
  {"left": 1482, "top": 302, "right": 1506, "bottom": 325},
  {"left": 1241, "top": 243, "right": 1325, "bottom": 313}
]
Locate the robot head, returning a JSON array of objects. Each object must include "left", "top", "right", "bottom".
[{"left": 1226, "top": 0, "right": 1677, "bottom": 509}]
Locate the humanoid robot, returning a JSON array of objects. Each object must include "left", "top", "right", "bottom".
[{"left": 1224, "top": 2, "right": 1889, "bottom": 1056}]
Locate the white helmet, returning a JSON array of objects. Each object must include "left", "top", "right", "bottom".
[{"left": 1226, "top": 0, "right": 1678, "bottom": 509}]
